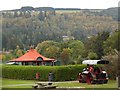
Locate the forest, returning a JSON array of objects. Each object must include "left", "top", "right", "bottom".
[{"left": 1, "top": 7, "right": 118, "bottom": 50}]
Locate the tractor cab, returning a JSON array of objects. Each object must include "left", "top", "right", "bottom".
[{"left": 78, "top": 60, "right": 109, "bottom": 84}]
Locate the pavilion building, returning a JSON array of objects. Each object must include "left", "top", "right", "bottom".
[{"left": 10, "top": 48, "right": 55, "bottom": 66}]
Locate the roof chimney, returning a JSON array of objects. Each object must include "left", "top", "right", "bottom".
[{"left": 30, "top": 45, "right": 34, "bottom": 50}]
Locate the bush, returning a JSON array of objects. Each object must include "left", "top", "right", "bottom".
[
  {"left": 88, "top": 52, "right": 98, "bottom": 60},
  {"left": 2, "top": 65, "right": 86, "bottom": 81},
  {"left": 103, "top": 54, "right": 118, "bottom": 80}
]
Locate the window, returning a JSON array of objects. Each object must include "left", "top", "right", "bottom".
[{"left": 37, "top": 57, "right": 43, "bottom": 61}]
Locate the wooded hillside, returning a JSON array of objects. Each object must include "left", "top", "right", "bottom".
[{"left": 1, "top": 7, "right": 118, "bottom": 50}]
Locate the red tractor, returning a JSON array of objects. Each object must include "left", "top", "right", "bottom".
[{"left": 78, "top": 60, "right": 109, "bottom": 84}]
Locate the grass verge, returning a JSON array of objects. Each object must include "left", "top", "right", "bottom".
[{"left": 2, "top": 79, "right": 117, "bottom": 89}]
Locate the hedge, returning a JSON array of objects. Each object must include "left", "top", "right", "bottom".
[{"left": 2, "top": 65, "right": 86, "bottom": 81}]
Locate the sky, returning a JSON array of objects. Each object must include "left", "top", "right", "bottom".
[{"left": 0, "top": 0, "right": 120, "bottom": 11}]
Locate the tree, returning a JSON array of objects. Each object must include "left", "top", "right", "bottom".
[
  {"left": 84, "top": 36, "right": 97, "bottom": 53},
  {"left": 94, "top": 31, "right": 110, "bottom": 58},
  {"left": 104, "top": 31, "right": 120, "bottom": 55},
  {"left": 14, "top": 45, "right": 23, "bottom": 58},
  {"left": 60, "top": 48, "right": 72, "bottom": 65},
  {"left": 102, "top": 54, "right": 118, "bottom": 79},
  {"left": 45, "top": 46, "right": 60, "bottom": 59},
  {"left": 14, "top": 12, "right": 19, "bottom": 17},
  {"left": 2, "top": 53, "right": 15, "bottom": 63},
  {"left": 85, "top": 31, "right": 110, "bottom": 59},
  {"left": 38, "top": 11, "right": 45, "bottom": 21},
  {"left": 68, "top": 40, "right": 85, "bottom": 63},
  {"left": 35, "top": 40, "right": 60, "bottom": 56},
  {"left": 88, "top": 52, "right": 98, "bottom": 59}
]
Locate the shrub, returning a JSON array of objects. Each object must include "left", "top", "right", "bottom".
[
  {"left": 2, "top": 65, "right": 86, "bottom": 81},
  {"left": 88, "top": 52, "right": 98, "bottom": 60}
]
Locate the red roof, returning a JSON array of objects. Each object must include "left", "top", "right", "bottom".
[{"left": 10, "top": 49, "right": 55, "bottom": 62}]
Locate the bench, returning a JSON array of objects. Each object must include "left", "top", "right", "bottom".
[
  {"left": 33, "top": 82, "right": 57, "bottom": 89},
  {"left": 44, "top": 85, "right": 57, "bottom": 89},
  {"left": 32, "top": 84, "right": 38, "bottom": 89}
]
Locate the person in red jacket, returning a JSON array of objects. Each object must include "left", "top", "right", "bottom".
[
  {"left": 87, "top": 65, "right": 96, "bottom": 84},
  {"left": 36, "top": 72, "right": 40, "bottom": 80}
]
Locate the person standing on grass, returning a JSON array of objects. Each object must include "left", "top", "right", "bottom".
[
  {"left": 36, "top": 72, "right": 40, "bottom": 81},
  {"left": 48, "top": 72, "right": 54, "bottom": 82}
]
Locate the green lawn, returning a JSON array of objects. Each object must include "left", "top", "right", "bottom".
[
  {"left": 2, "top": 79, "right": 35, "bottom": 88},
  {"left": 55, "top": 80, "right": 117, "bottom": 88},
  {"left": 2, "top": 79, "right": 117, "bottom": 89},
  {"left": 2, "top": 79, "right": 34, "bottom": 85}
]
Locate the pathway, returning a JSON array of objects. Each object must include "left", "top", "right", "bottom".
[{"left": 1, "top": 81, "right": 85, "bottom": 88}]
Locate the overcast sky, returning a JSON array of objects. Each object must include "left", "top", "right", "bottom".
[{"left": 0, "top": 0, "right": 120, "bottom": 11}]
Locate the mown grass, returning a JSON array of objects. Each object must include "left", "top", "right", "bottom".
[
  {"left": 55, "top": 80, "right": 117, "bottom": 88},
  {"left": 2, "top": 79, "right": 117, "bottom": 89},
  {"left": 2, "top": 79, "right": 35, "bottom": 85}
]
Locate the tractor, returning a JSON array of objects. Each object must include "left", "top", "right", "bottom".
[{"left": 78, "top": 60, "right": 109, "bottom": 84}]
